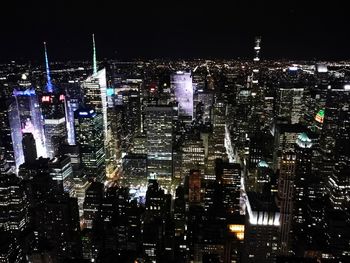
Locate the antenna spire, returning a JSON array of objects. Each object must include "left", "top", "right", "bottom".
[
  {"left": 44, "top": 42, "right": 53, "bottom": 93},
  {"left": 92, "top": 34, "right": 97, "bottom": 74}
]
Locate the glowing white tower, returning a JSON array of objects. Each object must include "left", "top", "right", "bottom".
[
  {"left": 170, "top": 71, "right": 193, "bottom": 119},
  {"left": 253, "top": 36, "right": 261, "bottom": 62}
]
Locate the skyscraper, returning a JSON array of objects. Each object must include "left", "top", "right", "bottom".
[
  {"left": 74, "top": 107, "right": 105, "bottom": 182},
  {"left": 41, "top": 93, "right": 67, "bottom": 158},
  {"left": 171, "top": 71, "right": 193, "bottom": 119},
  {"left": 0, "top": 92, "right": 15, "bottom": 170},
  {"left": 22, "top": 132, "right": 37, "bottom": 164},
  {"left": 9, "top": 77, "right": 46, "bottom": 170},
  {"left": 253, "top": 36, "right": 261, "bottom": 62},
  {"left": 0, "top": 164, "right": 29, "bottom": 232},
  {"left": 278, "top": 152, "right": 296, "bottom": 255},
  {"left": 275, "top": 87, "right": 304, "bottom": 124},
  {"left": 145, "top": 106, "right": 173, "bottom": 186},
  {"left": 48, "top": 155, "right": 74, "bottom": 195},
  {"left": 244, "top": 192, "right": 280, "bottom": 263},
  {"left": 215, "top": 159, "right": 241, "bottom": 215}
]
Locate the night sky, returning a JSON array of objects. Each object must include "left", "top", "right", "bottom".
[{"left": 1, "top": 0, "right": 349, "bottom": 62}]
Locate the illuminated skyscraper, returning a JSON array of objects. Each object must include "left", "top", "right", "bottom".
[
  {"left": 82, "top": 68, "right": 108, "bottom": 139},
  {"left": 181, "top": 138, "right": 205, "bottom": 179},
  {"left": 321, "top": 86, "right": 350, "bottom": 210},
  {"left": 61, "top": 81, "right": 84, "bottom": 146},
  {"left": 40, "top": 43, "right": 68, "bottom": 157},
  {"left": 0, "top": 157, "right": 29, "bottom": 232},
  {"left": 83, "top": 182, "right": 103, "bottom": 229},
  {"left": 253, "top": 36, "right": 261, "bottom": 62},
  {"left": 206, "top": 98, "right": 227, "bottom": 179},
  {"left": 74, "top": 107, "right": 105, "bottom": 182},
  {"left": 276, "top": 87, "right": 304, "bottom": 124},
  {"left": 48, "top": 155, "right": 74, "bottom": 195},
  {"left": 278, "top": 152, "right": 296, "bottom": 255},
  {"left": 215, "top": 159, "right": 241, "bottom": 215},
  {"left": 8, "top": 76, "right": 46, "bottom": 170},
  {"left": 171, "top": 71, "right": 193, "bottom": 119},
  {"left": 41, "top": 93, "right": 67, "bottom": 158},
  {"left": 0, "top": 92, "right": 15, "bottom": 170},
  {"left": 145, "top": 106, "right": 173, "bottom": 185},
  {"left": 244, "top": 192, "right": 280, "bottom": 263},
  {"left": 122, "top": 154, "right": 147, "bottom": 187}
]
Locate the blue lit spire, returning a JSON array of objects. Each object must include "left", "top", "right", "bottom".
[
  {"left": 44, "top": 42, "right": 53, "bottom": 93},
  {"left": 92, "top": 34, "right": 97, "bottom": 75}
]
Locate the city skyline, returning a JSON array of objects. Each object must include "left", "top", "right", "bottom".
[{"left": 1, "top": 2, "right": 350, "bottom": 263}]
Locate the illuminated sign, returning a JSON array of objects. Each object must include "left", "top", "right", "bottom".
[
  {"left": 42, "top": 96, "right": 51, "bottom": 103},
  {"left": 228, "top": 224, "right": 245, "bottom": 240},
  {"left": 315, "top": 109, "right": 325, "bottom": 124},
  {"left": 79, "top": 111, "right": 89, "bottom": 116},
  {"left": 13, "top": 89, "right": 36, "bottom": 96},
  {"left": 59, "top": 94, "right": 65, "bottom": 101}
]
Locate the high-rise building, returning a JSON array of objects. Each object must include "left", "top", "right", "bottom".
[
  {"left": 33, "top": 193, "right": 82, "bottom": 260},
  {"left": 40, "top": 93, "right": 67, "bottom": 158},
  {"left": 188, "top": 170, "right": 201, "bottom": 204},
  {"left": 82, "top": 68, "right": 107, "bottom": 139},
  {"left": 0, "top": 231, "right": 24, "bottom": 262},
  {"left": 74, "top": 107, "right": 105, "bottom": 181},
  {"left": 275, "top": 87, "right": 304, "bottom": 124},
  {"left": 253, "top": 36, "right": 261, "bottom": 62},
  {"left": 273, "top": 122, "right": 306, "bottom": 171},
  {"left": 321, "top": 86, "right": 350, "bottom": 210},
  {"left": 48, "top": 155, "right": 74, "bottom": 195},
  {"left": 9, "top": 79, "right": 46, "bottom": 169},
  {"left": 83, "top": 182, "right": 103, "bottom": 229},
  {"left": 293, "top": 132, "right": 316, "bottom": 233},
  {"left": 171, "top": 71, "right": 193, "bottom": 119},
  {"left": 122, "top": 153, "right": 147, "bottom": 187},
  {"left": 61, "top": 81, "right": 84, "bottom": 146},
  {"left": 215, "top": 159, "right": 241, "bottom": 215},
  {"left": 278, "top": 152, "right": 296, "bottom": 255},
  {"left": 145, "top": 106, "right": 173, "bottom": 186},
  {"left": 0, "top": 92, "right": 15, "bottom": 170},
  {"left": 194, "top": 90, "right": 213, "bottom": 124},
  {"left": 207, "top": 98, "right": 227, "bottom": 179},
  {"left": 181, "top": 138, "right": 205, "bottom": 179},
  {"left": 244, "top": 192, "right": 280, "bottom": 263},
  {"left": 0, "top": 164, "right": 29, "bottom": 232},
  {"left": 22, "top": 132, "right": 37, "bottom": 164}
]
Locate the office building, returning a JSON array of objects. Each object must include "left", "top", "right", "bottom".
[
  {"left": 74, "top": 107, "right": 105, "bottom": 181},
  {"left": 171, "top": 71, "right": 193, "bottom": 119}
]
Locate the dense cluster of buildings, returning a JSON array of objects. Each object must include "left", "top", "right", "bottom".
[{"left": 0, "top": 36, "right": 349, "bottom": 263}]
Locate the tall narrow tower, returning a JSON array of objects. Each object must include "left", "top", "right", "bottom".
[
  {"left": 92, "top": 34, "right": 97, "bottom": 75},
  {"left": 44, "top": 42, "right": 53, "bottom": 93},
  {"left": 253, "top": 36, "right": 261, "bottom": 62}
]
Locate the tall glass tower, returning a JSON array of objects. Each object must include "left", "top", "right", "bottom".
[{"left": 74, "top": 107, "right": 105, "bottom": 182}]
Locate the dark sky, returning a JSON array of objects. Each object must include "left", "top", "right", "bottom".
[{"left": 1, "top": 0, "right": 349, "bottom": 62}]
